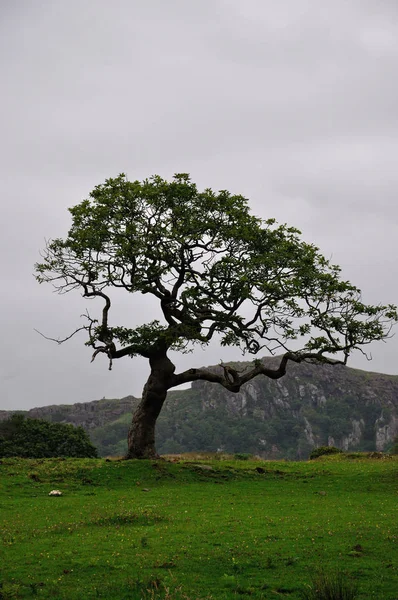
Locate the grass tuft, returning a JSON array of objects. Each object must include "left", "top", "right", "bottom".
[{"left": 301, "top": 569, "right": 359, "bottom": 600}]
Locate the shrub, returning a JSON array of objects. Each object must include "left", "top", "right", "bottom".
[
  {"left": 309, "top": 446, "right": 343, "bottom": 460},
  {"left": 0, "top": 415, "right": 98, "bottom": 458},
  {"left": 233, "top": 453, "right": 253, "bottom": 460}
]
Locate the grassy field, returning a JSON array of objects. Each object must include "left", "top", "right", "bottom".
[{"left": 0, "top": 454, "right": 397, "bottom": 599}]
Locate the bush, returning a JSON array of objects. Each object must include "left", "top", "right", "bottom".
[
  {"left": 309, "top": 446, "right": 343, "bottom": 460},
  {"left": 0, "top": 415, "right": 98, "bottom": 458},
  {"left": 233, "top": 453, "right": 253, "bottom": 460}
]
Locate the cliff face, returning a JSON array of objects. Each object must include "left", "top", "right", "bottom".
[
  {"left": 0, "top": 397, "right": 138, "bottom": 430},
  {"left": 189, "top": 359, "right": 398, "bottom": 455},
  {"left": 2, "top": 358, "right": 397, "bottom": 458}
]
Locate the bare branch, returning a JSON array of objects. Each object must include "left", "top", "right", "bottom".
[{"left": 34, "top": 325, "right": 87, "bottom": 344}]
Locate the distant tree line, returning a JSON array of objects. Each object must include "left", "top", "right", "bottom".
[{"left": 0, "top": 414, "right": 97, "bottom": 458}]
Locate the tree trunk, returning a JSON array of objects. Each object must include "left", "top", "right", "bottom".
[{"left": 125, "top": 353, "right": 175, "bottom": 459}]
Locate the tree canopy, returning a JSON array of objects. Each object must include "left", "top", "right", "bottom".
[{"left": 35, "top": 174, "right": 397, "bottom": 457}]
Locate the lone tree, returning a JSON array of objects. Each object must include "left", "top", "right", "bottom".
[{"left": 35, "top": 174, "right": 397, "bottom": 458}]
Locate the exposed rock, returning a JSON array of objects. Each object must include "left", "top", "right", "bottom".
[
  {"left": 190, "top": 357, "right": 398, "bottom": 455},
  {"left": 303, "top": 417, "right": 316, "bottom": 446},
  {"left": 375, "top": 413, "right": 398, "bottom": 451},
  {"left": 341, "top": 419, "right": 365, "bottom": 450},
  {"left": 0, "top": 396, "right": 137, "bottom": 429},
  {"left": 2, "top": 356, "right": 398, "bottom": 458}
]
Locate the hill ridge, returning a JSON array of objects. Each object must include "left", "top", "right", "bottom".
[{"left": 2, "top": 357, "right": 397, "bottom": 458}]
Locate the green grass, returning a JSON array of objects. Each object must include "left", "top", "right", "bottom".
[{"left": 0, "top": 455, "right": 397, "bottom": 599}]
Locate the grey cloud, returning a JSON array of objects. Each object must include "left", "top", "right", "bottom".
[{"left": 1, "top": 0, "right": 397, "bottom": 410}]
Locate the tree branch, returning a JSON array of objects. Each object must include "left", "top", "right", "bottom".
[
  {"left": 34, "top": 323, "right": 89, "bottom": 344},
  {"left": 170, "top": 351, "right": 345, "bottom": 392}
]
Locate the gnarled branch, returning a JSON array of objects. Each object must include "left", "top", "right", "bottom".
[{"left": 170, "top": 351, "right": 345, "bottom": 392}]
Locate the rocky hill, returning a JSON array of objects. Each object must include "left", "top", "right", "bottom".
[{"left": 2, "top": 357, "right": 398, "bottom": 458}]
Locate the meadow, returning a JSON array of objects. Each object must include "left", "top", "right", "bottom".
[{"left": 0, "top": 454, "right": 397, "bottom": 599}]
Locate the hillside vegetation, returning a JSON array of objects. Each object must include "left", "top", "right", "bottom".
[
  {"left": 0, "top": 455, "right": 397, "bottom": 599},
  {"left": 2, "top": 358, "right": 397, "bottom": 459}
]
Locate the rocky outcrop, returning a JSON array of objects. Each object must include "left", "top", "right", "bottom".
[
  {"left": 2, "top": 357, "right": 398, "bottom": 457},
  {"left": 189, "top": 358, "right": 398, "bottom": 454},
  {"left": 0, "top": 396, "right": 138, "bottom": 429},
  {"left": 375, "top": 412, "right": 398, "bottom": 451}
]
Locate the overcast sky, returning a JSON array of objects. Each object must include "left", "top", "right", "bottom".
[{"left": 1, "top": 0, "right": 397, "bottom": 411}]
